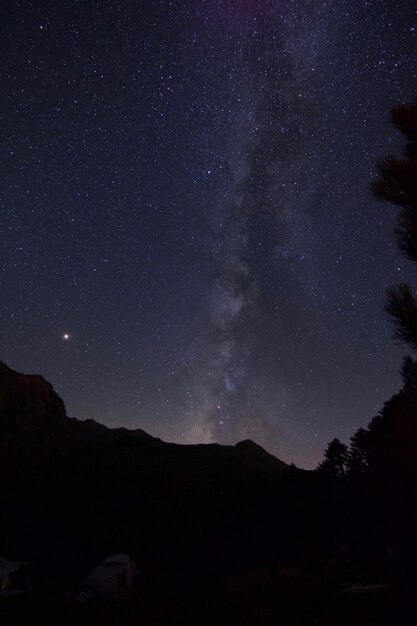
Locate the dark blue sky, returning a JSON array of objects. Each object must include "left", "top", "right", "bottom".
[{"left": 2, "top": 0, "right": 417, "bottom": 467}]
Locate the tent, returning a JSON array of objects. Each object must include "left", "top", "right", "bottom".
[
  {"left": 0, "top": 558, "right": 33, "bottom": 596},
  {"left": 75, "top": 554, "right": 137, "bottom": 604}
]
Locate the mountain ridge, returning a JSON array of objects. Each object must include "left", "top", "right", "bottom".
[
  {"left": 0, "top": 360, "right": 288, "bottom": 475},
  {"left": 0, "top": 360, "right": 308, "bottom": 590}
]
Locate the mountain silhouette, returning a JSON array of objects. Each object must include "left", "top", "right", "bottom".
[{"left": 0, "top": 361, "right": 291, "bottom": 587}]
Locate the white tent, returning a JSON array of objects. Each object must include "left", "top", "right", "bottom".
[
  {"left": 0, "top": 558, "right": 32, "bottom": 596},
  {"left": 76, "top": 554, "right": 137, "bottom": 603}
]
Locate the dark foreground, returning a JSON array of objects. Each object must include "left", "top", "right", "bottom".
[
  {"left": 1, "top": 362, "right": 417, "bottom": 624},
  {"left": 3, "top": 562, "right": 416, "bottom": 626}
]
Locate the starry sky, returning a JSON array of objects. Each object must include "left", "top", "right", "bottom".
[{"left": 2, "top": 0, "right": 417, "bottom": 468}]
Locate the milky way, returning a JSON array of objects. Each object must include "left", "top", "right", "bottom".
[{"left": 2, "top": 1, "right": 417, "bottom": 467}]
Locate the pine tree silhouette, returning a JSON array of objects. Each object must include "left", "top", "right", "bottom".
[
  {"left": 373, "top": 101, "right": 417, "bottom": 352},
  {"left": 318, "top": 438, "right": 348, "bottom": 479}
]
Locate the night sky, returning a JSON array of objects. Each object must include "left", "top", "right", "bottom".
[{"left": 2, "top": 1, "right": 417, "bottom": 468}]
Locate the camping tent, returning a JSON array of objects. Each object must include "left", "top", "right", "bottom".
[
  {"left": 76, "top": 554, "right": 137, "bottom": 603},
  {"left": 0, "top": 558, "right": 33, "bottom": 596}
]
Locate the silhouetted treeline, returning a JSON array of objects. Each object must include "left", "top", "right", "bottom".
[
  {"left": 315, "top": 99, "right": 417, "bottom": 554},
  {"left": 318, "top": 387, "right": 417, "bottom": 549}
]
